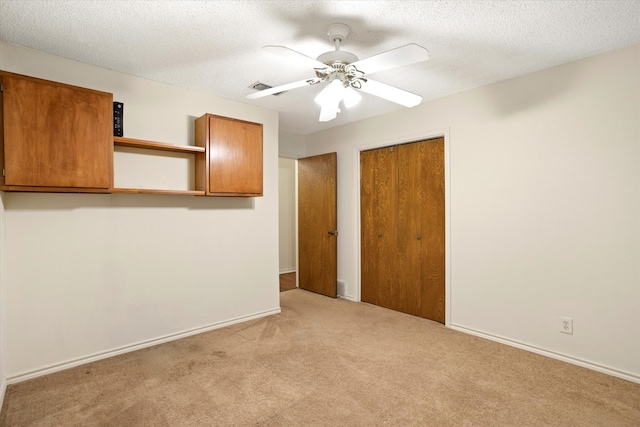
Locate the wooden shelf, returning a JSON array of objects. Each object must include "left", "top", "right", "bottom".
[
  {"left": 111, "top": 188, "right": 205, "bottom": 196},
  {"left": 114, "top": 136, "right": 205, "bottom": 154},
  {"left": 113, "top": 136, "right": 206, "bottom": 196}
]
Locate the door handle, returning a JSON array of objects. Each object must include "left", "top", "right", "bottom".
[{"left": 328, "top": 230, "right": 339, "bottom": 236}]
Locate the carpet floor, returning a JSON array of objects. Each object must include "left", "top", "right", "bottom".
[{"left": 1, "top": 289, "right": 638, "bottom": 426}]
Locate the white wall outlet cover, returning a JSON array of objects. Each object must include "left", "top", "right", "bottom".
[{"left": 559, "top": 317, "right": 573, "bottom": 335}]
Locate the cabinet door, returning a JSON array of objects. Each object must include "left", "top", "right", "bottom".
[
  {"left": 1, "top": 72, "right": 113, "bottom": 190},
  {"left": 207, "top": 115, "right": 263, "bottom": 196}
]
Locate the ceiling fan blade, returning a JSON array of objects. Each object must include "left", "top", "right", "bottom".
[
  {"left": 351, "top": 43, "right": 429, "bottom": 75},
  {"left": 246, "top": 78, "right": 321, "bottom": 99},
  {"left": 263, "top": 45, "right": 327, "bottom": 69},
  {"left": 358, "top": 79, "right": 422, "bottom": 108}
]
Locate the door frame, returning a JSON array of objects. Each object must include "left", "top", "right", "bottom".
[
  {"left": 278, "top": 156, "right": 300, "bottom": 289},
  {"left": 353, "top": 128, "right": 452, "bottom": 326},
  {"left": 277, "top": 157, "right": 299, "bottom": 275}
]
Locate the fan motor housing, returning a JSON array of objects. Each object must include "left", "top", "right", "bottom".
[
  {"left": 317, "top": 50, "right": 359, "bottom": 65},
  {"left": 318, "top": 23, "right": 359, "bottom": 65}
]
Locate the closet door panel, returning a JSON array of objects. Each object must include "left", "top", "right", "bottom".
[
  {"left": 396, "top": 142, "right": 422, "bottom": 316},
  {"left": 361, "top": 147, "right": 398, "bottom": 308},
  {"left": 419, "top": 138, "right": 446, "bottom": 323},
  {"left": 373, "top": 147, "right": 399, "bottom": 311},
  {"left": 360, "top": 149, "right": 378, "bottom": 305}
]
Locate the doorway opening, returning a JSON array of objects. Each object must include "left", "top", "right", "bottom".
[{"left": 278, "top": 157, "right": 297, "bottom": 292}]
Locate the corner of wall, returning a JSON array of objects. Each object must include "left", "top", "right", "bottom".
[
  {"left": 0, "top": 191, "right": 6, "bottom": 409},
  {"left": 278, "top": 131, "right": 307, "bottom": 159}
]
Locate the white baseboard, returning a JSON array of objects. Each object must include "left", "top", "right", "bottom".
[
  {"left": 279, "top": 268, "right": 296, "bottom": 274},
  {"left": 450, "top": 324, "right": 640, "bottom": 384},
  {"left": 7, "top": 307, "right": 281, "bottom": 385}
]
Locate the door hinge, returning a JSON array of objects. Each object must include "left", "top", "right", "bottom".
[
  {"left": 0, "top": 83, "right": 3, "bottom": 92},
  {"left": 2, "top": 169, "right": 5, "bottom": 177}
]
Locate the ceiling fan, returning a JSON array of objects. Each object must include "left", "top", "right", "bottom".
[{"left": 246, "top": 23, "right": 430, "bottom": 122}]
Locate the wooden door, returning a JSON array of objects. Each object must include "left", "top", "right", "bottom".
[
  {"left": 360, "top": 138, "right": 445, "bottom": 323},
  {"left": 298, "top": 153, "right": 337, "bottom": 298}
]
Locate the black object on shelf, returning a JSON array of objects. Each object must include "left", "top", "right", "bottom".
[{"left": 113, "top": 102, "right": 123, "bottom": 136}]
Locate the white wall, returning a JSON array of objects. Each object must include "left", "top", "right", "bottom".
[
  {"left": 0, "top": 42, "right": 280, "bottom": 380},
  {"left": 277, "top": 131, "right": 304, "bottom": 277},
  {"left": 305, "top": 44, "right": 640, "bottom": 382},
  {"left": 0, "top": 192, "right": 5, "bottom": 402},
  {"left": 278, "top": 158, "right": 296, "bottom": 273},
  {"left": 278, "top": 131, "right": 306, "bottom": 159}
]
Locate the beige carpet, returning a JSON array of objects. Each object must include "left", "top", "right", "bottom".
[{"left": 1, "top": 289, "right": 638, "bottom": 426}]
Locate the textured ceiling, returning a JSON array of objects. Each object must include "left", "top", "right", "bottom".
[{"left": 1, "top": 1, "right": 639, "bottom": 135}]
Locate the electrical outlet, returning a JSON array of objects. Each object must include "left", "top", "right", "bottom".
[{"left": 559, "top": 317, "right": 573, "bottom": 335}]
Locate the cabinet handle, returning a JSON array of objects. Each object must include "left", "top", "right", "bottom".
[
  {"left": 377, "top": 232, "right": 382, "bottom": 237},
  {"left": 416, "top": 234, "right": 422, "bottom": 240},
  {"left": 328, "top": 230, "right": 339, "bottom": 236}
]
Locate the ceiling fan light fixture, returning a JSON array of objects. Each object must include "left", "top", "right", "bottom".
[
  {"left": 319, "top": 104, "right": 340, "bottom": 122},
  {"left": 343, "top": 87, "right": 362, "bottom": 108},
  {"left": 317, "top": 78, "right": 347, "bottom": 122},
  {"left": 314, "top": 77, "right": 346, "bottom": 106}
]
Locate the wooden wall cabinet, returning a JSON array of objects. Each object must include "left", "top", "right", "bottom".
[
  {"left": 0, "top": 71, "right": 113, "bottom": 192},
  {"left": 195, "top": 114, "right": 263, "bottom": 197},
  {"left": 0, "top": 72, "right": 263, "bottom": 197}
]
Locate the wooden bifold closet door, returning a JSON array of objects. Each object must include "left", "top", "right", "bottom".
[{"left": 361, "top": 138, "right": 445, "bottom": 323}]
